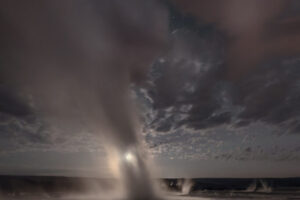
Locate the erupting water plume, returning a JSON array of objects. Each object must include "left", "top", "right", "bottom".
[{"left": 0, "top": 0, "right": 168, "bottom": 199}]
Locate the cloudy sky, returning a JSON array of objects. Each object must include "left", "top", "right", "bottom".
[{"left": 0, "top": 0, "right": 300, "bottom": 178}]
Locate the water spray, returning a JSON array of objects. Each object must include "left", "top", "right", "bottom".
[{"left": 0, "top": 1, "right": 168, "bottom": 200}]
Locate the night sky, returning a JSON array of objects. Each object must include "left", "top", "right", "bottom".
[{"left": 0, "top": 0, "right": 300, "bottom": 178}]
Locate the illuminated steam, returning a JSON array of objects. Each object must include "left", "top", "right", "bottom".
[{"left": 0, "top": 0, "right": 168, "bottom": 199}]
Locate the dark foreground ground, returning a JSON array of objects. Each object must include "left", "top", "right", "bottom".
[{"left": 0, "top": 175, "right": 300, "bottom": 199}]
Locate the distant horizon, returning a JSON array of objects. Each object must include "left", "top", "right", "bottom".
[{"left": 0, "top": 173, "right": 299, "bottom": 179}]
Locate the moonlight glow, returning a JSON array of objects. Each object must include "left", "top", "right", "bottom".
[{"left": 125, "top": 152, "right": 135, "bottom": 163}]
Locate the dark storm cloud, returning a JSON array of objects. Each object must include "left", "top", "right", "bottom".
[
  {"left": 140, "top": 1, "right": 300, "bottom": 137},
  {"left": 0, "top": 86, "right": 32, "bottom": 118},
  {"left": 143, "top": 28, "right": 226, "bottom": 132},
  {"left": 236, "top": 59, "right": 300, "bottom": 126}
]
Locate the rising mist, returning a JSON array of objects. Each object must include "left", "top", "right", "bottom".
[{"left": 0, "top": 0, "right": 168, "bottom": 199}]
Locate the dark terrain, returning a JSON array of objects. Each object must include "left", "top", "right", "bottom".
[{"left": 0, "top": 175, "right": 300, "bottom": 198}]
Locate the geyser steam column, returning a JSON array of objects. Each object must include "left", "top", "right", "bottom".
[
  {"left": 88, "top": 1, "right": 168, "bottom": 199},
  {"left": 0, "top": 0, "right": 167, "bottom": 199},
  {"left": 120, "top": 147, "right": 155, "bottom": 200}
]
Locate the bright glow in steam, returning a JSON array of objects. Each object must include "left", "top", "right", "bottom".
[{"left": 125, "top": 152, "right": 135, "bottom": 163}]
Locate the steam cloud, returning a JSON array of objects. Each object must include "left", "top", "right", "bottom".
[{"left": 0, "top": 0, "right": 168, "bottom": 199}]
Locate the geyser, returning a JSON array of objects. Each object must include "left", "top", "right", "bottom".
[
  {"left": 0, "top": 0, "right": 168, "bottom": 200},
  {"left": 116, "top": 146, "right": 156, "bottom": 200}
]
